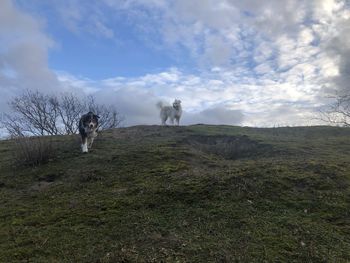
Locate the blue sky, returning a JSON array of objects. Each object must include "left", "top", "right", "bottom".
[
  {"left": 17, "top": 0, "right": 184, "bottom": 78},
  {"left": 1, "top": 0, "right": 349, "bottom": 126}
]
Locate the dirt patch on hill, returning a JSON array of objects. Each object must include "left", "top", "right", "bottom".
[{"left": 186, "top": 135, "right": 275, "bottom": 160}]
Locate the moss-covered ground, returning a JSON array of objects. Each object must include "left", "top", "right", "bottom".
[{"left": 0, "top": 125, "right": 350, "bottom": 262}]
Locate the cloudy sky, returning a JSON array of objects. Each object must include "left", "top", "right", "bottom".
[{"left": 1, "top": 0, "right": 349, "bottom": 126}]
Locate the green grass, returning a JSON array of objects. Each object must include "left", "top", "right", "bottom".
[{"left": 0, "top": 125, "right": 350, "bottom": 262}]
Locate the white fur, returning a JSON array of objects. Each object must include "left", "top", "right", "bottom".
[
  {"left": 82, "top": 130, "right": 98, "bottom": 153},
  {"left": 81, "top": 143, "right": 88, "bottom": 153},
  {"left": 88, "top": 131, "right": 98, "bottom": 148},
  {"left": 157, "top": 99, "right": 182, "bottom": 126}
]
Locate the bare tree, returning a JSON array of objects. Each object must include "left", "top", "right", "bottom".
[
  {"left": 1, "top": 114, "right": 26, "bottom": 137},
  {"left": 319, "top": 94, "right": 350, "bottom": 127},
  {"left": 2, "top": 90, "right": 60, "bottom": 136},
  {"left": 1, "top": 90, "right": 124, "bottom": 137},
  {"left": 86, "top": 95, "right": 124, "bottom": 130},
  {"left": 59, "top": 93, "right": 86, "bottom": 134}
]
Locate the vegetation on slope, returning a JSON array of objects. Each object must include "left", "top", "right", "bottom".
[{"left": 0, "top": 125, "right": 350, "bottom": 262}]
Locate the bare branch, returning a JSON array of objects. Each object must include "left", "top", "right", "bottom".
[
  {"left": 318, "top": 93, "right": 350, "bottom": 127},
  {"left": 1, "top": 90, "right": 124, "bottom": 137}
]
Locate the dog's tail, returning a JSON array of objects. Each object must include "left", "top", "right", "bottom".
[{"left": 156, "top": 101, "right": 163, "bottom": 109}]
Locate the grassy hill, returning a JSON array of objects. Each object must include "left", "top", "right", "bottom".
[{"left": 0, "top": 125, "right": 350, "bottom": 262}]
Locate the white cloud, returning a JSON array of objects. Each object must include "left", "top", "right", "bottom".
[
  {"left": 183, "top": 106, "right": 244, "bottom": 125},
  {"left": 0, "top": 0, "right": 59, "bottom": 112},
  {"left": 55, "top": 1, "right": 115, "bottom": 39},
  {"left": 55, "top": 65, "right": 329, "bottom": 127},
  {"left": 2, "top": 0, "right": 350, "bottom": 129}
]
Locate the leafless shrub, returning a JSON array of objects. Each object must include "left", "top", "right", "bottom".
[
  {"left": 3, "top": 90, "right": 60, "bottom": 136},
  {"left": 12, "top": 136, "right": 56, "bottom": 167},
  {"left": 59, "top": 93, "right": 86, "bottom": 134},
  {"left": 86, "top": 95, "right": 124, "bottom": 130},
  {"left": 1, "top": 90, "right": 124, "bottom": 137},
  {"left": 319, "top": 94, "right": 350, "bottom": 127}
]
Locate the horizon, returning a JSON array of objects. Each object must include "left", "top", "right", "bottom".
[{"left": 1, "top": 123, "right": 346, "bottom": 141}]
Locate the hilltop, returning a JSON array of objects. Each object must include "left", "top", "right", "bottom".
[{"left": 0, "top": 125, "right": 350, "bottom": 262}]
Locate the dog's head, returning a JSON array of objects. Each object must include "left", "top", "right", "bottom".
[
  {"left": 82, "top": 112, "right": 100, "bottom": 131},
  {"left": 173, "top": 99, "right": 182, "bottom": 110}
]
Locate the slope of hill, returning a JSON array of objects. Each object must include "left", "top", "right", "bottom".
[{"left": 0, "top": 125, "right": 350, "bottom": 262}]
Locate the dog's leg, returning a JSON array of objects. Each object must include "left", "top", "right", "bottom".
[
  {"left": 170, "top": 117, "right": 174, "bottom": 125},
  {"left": 88, "top": 137, "right": 94, "bottom": 149},
  {"left": 81, "top": 136, "right": 88, "bottom": 153},
  {"left": 175, "top": 117, "right": 180, "bottom": 126},
  {"left": 161, "top": 116, "right": 167, "bottom": 126}
]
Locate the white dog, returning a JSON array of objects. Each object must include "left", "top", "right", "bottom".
[{"left": 157, "top": 99, "right": 182, "bottom": 126}]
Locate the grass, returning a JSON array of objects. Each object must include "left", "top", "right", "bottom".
[
  {"left": 0, "top": 125, "right": 350, "bottom": 262},
  {"left": 11, "top": 136, "right": 58, "bottom": 167}
]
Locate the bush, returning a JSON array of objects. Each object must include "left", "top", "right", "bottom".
[{"left": 12, "top": 136, "right": 56, "bottom": 167}]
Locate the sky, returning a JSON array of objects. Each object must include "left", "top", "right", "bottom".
[{"left": 1, "top": 0, "right": 350, "bottom": 126}]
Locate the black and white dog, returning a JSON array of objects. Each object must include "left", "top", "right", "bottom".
[{"left": 79, "top": 112, "right": 99, "bottom": 153}]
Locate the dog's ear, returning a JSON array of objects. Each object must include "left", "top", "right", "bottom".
[{"left": 94, "top": 114, "right": 100, "bottom": 119}]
